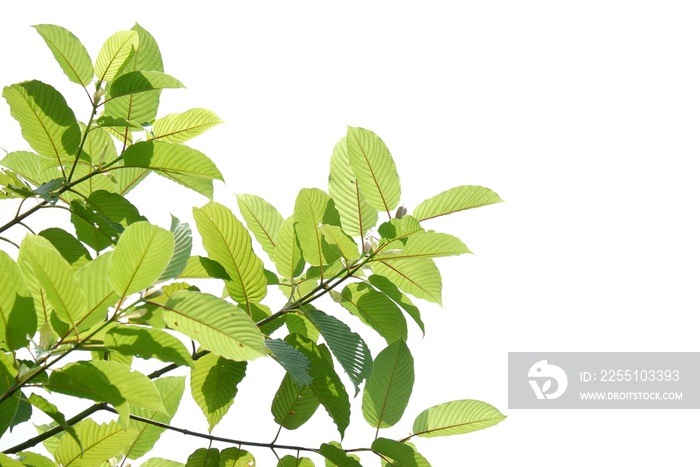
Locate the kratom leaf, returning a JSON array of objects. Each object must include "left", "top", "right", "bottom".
[
  {"left": 159, "top": 216, "right": 192, "bottom": 281},
  {"left": 13, "top": 451, "right": 55, "bottom": 467},
  {"left": 9, "top": 392, "right": 32, "bottom": 433},
  {"left": 0, "top": 354, "right": 19, "bottom": 438},
  {"left": 0, "top": 251, "right": 37, "bottom": 351},
  {"left": 371, "top": 438, "right": 431, "bottom": 467},
  {"left": 328, "top": 136, "right": 378, "bottom": 238},
  {"left": 305, "top": 309, "right": 372, "bottom": 396},
  {"left": 346, "top": 126, "right": 401, "bottom": 216},
  {"left": 377, "top": 215, "right": 423, "bottom": 242},
  {"left": 286, "top": 334, "right": 350, "bottom": 438},
  {"left": 193, "top": 202, "right": 267, "bottom": 305},
  {"left": 94, "top": 30, "right": 138, "bottom": 83},
  {"left": 26, "top": 394, "right": 81, "bottom": 452},
  {"left": 0, "top": 151, "right": 45, "bottom": 187},
  {"left": 19, "top": 235, "right": 87, "bottom": 332},
  {"left": 142, "top": 459, "right": 185, "bottom": 467},
  {"left": 339, "top": 283, "right": 407, "bottom": 344},
  {"left": 2, "top": 81, "right": 80, "bottom": 168},
  {"left": 74, "top": 251, "right": 117, "bottom": 331},
  {"left": 109, "top": 221, "right": 174, "bottom": 297},
  {"left": 266, "top": 338, "right": 312, "bottom": 386},
  {"left": 319, "top": 442, "right": 363, "bottom": 467},
  {"left": 105, "top": 325, "right": 192, "bottom": 367},
  {"left": 0, "top": 454, "right": 24, "bottom": 467},
  {"left": 413, "top": 185, "right": 503, "bottom": 221},
  {"left": 186, "top": 449, "right": 219, "bottom": 467},
  {"left": 38, "top": 228, "right": 91, "bottom": 270},
  {"left": 412, "top": 399, "right": 506, "bottom": 438},
  {"left": 220, "top": 447, "right": 255, "bottom": 467},
  {"left": 190, "top": 352, "right": 247, "bottom": 432},
  {"left": 367, "top": 275, "right": 424, "bottom": 335},
  {"left": 273, "top": 216, "right": 305, "bottom": 279},
  {"left": 277, "top": 456, "right": 314, "bottom": 467},
  {"left": 285, "top": 313, "right": 320, "bottom": 342},
  {"left": 179, "top": 256, "right": 231, "bottom": 281},
  {"left": 54, "top": 419, "right": 138, "bottom": 467},
  {"left": 371, "top": 258, "right": 442, "bottom": 305},
  {"left": 108, "top": 71, "right": 184, "bottom": 99},
  {"left": 374, "top": 231, "right": 470, "bottom": 260},
  {"left": 126, "top": 376, "right": 186, "bottom": 460},
  {"left": 81, "top": 125, "right": 117, "bottom": 165},
  {"left": 236, "top": 193, "right": 284, "bottom": 261},
  {"left": 271, "top": 373, "right": 320, "bottom": 430},
  {"left": 121, "top": 141, "right": 223, "bottom": 181},
  {"left": 320, "top": 225, "right": 360, "bottom": 263},
  {"left": 362, "top": 339, "right": 414, "bottom": 429},
  {"left": 163, "top": 290, "right": 267, "bottom": 361},
  {"left": 33, "top": 24, "right": 93, "bottom": 86},
  {"left": 294, "top": 188, "right": 342, "bottom": 268},
  {"left": 151, "top": 108, "right": 223, "bottom": 143}
]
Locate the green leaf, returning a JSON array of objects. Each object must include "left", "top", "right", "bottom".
[
  {"left": 38, "top": 228, "right": 91, "bottom": 270},
  {"left": 413, "top": 185, "right": 503, "bottom": 221},
  {"left": 74, "top": 252, "right": 117, "bottom": 332},
  {"left": 0, "top": 354, "right": 19, "bottom": 438},
  {"left": 159, "top": 216, "right": 193, "bottom": 281},
  {"left": 3, "top": 81, "right": 80, "bottom": 167},
  {"left": 273, "top": 216, "right": 305, "bottom": 279},
  {"left": 236, "top": 193, "right": 284, "bottom": 261},
  {"left": 294, "top": 188, "right": 342, "bottom": 268},
  {"left": 0, "top": 251, "right": 37, "bottom": 351},
  {"left": 412, "top": 399, "right": 506, "bottom": 438},
  {"left": 367, "top": 275, "right": 424, "bottom": 336},
  {"left": 9, "top": 392, "right": 32, "bottom": 432},
  {"left": 186, "top": 449, "right": 220, "bottom": 467},
  {"left": 320, "top": 225, "right": 360, "bottom": 263},
  {"left": 108, "top": 71, "right": 184, "bottom": 99},
  {"left": 319, "top": 442, "right": 362, "bottom": 467},
  {"left": 151, "top": 108, "right": 223, "bottom": 143},
  {"left": 54, "top": 419, "right": 138, "bottom": 467},
  {"left": 94, "top": 30, "right": 138, "bottom": 83},
  {"left": 339, "top": 283, "right": 407, "bottom": 344},
  {"left": 179, "top": 256, "right": 231, "bottom": 281},
  {"left": 374, "top": 231, "right": 470, "bottom": 260},
  {"left": 0, "top": 151, "right": 44, "bottom": 187},
  {"left": 266, "top": 338, "right": 312, "bottom": 386},
  {"left": 142, "top": 459, "right": 185, "bottom": 467},
  {"left": 285, "top": 313, "right": 320, "bottom": 342},
  {"left": 33, "top": 24, "right": 93, "bottom": 86},
  {"left": 285, "top": 334, "right": 350, "bottom": 438},
  {"left": 305, "top": 309, "right": 372, "bottom": 396},
  {"left": 220, "top": 447, "right": 255, "bottom": 466},
  {"left": 109, "top": 221, "right": 174, "bottom": 297},
  {"left": 0, "top": 454, "right": 25, "bottom": 467},
  {"left": 371, "top": 258, "right": 442, "bottom": 305},
  {"left": 82, "top": 125, "right": 117, "bottom": 166},
  {"left": 193, "top": 202, "right": 267, "bottom": 305},
  {"left": 105, "top": 325, "right": 192, "bottom": 367},
  {"left": 346, "top": 126, "right": 401, "bottom": 215},
  {"left": 163, "top": 290, "right": 267, "bottom": 361},
  {"left": 190, "top": 352, "right": 246, "bottom": 432},
  {"left": 14, "top": 451, "right": 56, "bottom": 467},
  {"left": 362, "top": 340, "right": 414, "bottom": 429},
  {"left": 277, "top": 456, "right": 315, "bottom": 467},
  {"left": 371, "top": 438, "right": 431, "bottom": 467},
  {"left": 377, "top": 216, "right": 423, "bottom": 242},
  {"left": 18, "top": 235, "right": 86, "bottom": 333},
  {"left": 126, "top": 376, "right": 186, "bottom": 460},
  {"left": 26, "top": 394, "right": 81, "bottom": 453},
  {"left": 328, "top": 136, "right": 378, "bottom": 238},
  {"left": 271, "top": 373, "right": 320, "bottom": 430}
]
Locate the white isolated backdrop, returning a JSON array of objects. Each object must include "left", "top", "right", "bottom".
[{"left": 1, "top": 1, "right": 699, "bottom": 465}]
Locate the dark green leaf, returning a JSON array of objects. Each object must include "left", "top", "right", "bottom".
[
  {"left": 190, "top": 353, "right": 246, "bottom": 432},
  {"left": 108, "top": 71, "right": 184, "bottom": 99},
  {"left": 319, "top": 442, "right": 362, "bottom": 467},
  {"left": 271, "top": 373, "right": 320, "bottom": 430},
  {"left": 339, "top": 283, "right": 407, "bottom": 344},
  {"left": 371, "top": 438, "right": 431, "bottom": 467},
  {"left": 266, "top": 338, "right": 312, "bottom": 386},
  {"left": 105, "top": 325, "right": 192, "bottom": 367}
]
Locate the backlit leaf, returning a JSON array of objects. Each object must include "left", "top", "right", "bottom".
[
  {"left": 33, "top": 24, "right": 93, "bottom": 86},
  {"left": 94, "top": 30, "right": 138, "bottom": 83},
  {"left": 186, "top": 449, "right": 219, "bottom": 467},
  {"left": 121, "top": 141, "right": 223, "bottom": 181},
  {"left": 273, "top": 216, "right": 305, "bottom": 279},
  {"left": 413, "top": 185, "right": 503, "bottom": 221},
  {"left": 367, "top": 275, "right": 424, "bottom": 335},
  {"left": 190, "top": 353, "right": 246, "bottom": 432},
  {"left": 159, "top": 216, "right": 192, "bottom": 281},
  {"left": 108, "top": 71, "right": 184, "bottom": 99},
  {"left": 220, "top": 447, "right": 255, "bottom": 467},
  {"left": 371, "top": 438, "right": 431, "bottom": 467},
  {"left": 151, "top": 108, "right": 223, "bottom": 143},
  {"left": 74, "top": 252, "right": 117, "bottom": 331},
  {"left": 294, "top": 188, "right": 342, "bottom": 268},
  {"left": 237, "top": 193, "right": 284, "bottom": 261},
  {"left": 319, "top": 442, "right": 363, "bottom": 467},
  {"left": 371, "top": 258, "right": 442, "bottom": 305},
  {"left": 105, "top": 325, "right": 192, "bottom": 367},
  {"left": 412, "top": 399, "right": 506, "bottom": 438},
  {"left": 54, "top": 419, "right": 137, "bottom": 467},
  {"left": 38, "top": 228, "right": 91, "bottom": 270},
  {"left": 26, "top": 394, "right": 81, "bottom": 452},
  {"left": 339, "top": 283, "right": 407, "bottom": 344},
  {"left": 0, "top": 251, "right": 37, "bottom": 351},
  {"left": 271, "top": 373, "right": 320, "bottom": 430}
]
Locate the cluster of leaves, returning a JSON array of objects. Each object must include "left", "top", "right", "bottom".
[{"left": 0, "top": 24, "right": 505, "bottom": 466}]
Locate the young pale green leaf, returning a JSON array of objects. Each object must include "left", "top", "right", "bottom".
[
  {"left": 412, "top": 399, "right": 506, "bottom": 438},
  {"left": 54, "top": 419, "right": 138, "bottom": 467},
  {"left": 0, "top": 251, "right": 37, "bottom": 351},
  {"left": 328, "top": 136, "right": 378, "bottom": 238},
  {"left": 0, "top": 454, "right": 25, "bottom": 467},
  {"left": 193, "top": 202, "right": 267, "bottom": 304},
  {"left": 74, "top": 252, "right": 117, "bottom": 331},
  {"left": 377, "top": 215, "right": 423, "bottom": 242},
  {"left": 320, "top": 225, "right": 360, "bottom": 263},
  {"left": 286, "top": 334, "right": 350, "bottom": 438},
  {"left": 186, "top": 449, "right": 220, "bottom": 467},
  {"left": 236, "top": 193, "right": 284, "bottom": 261},
  {"left": 142, "top": 459, "right": 185, "bottom": 467},
  {"left": 374, "top": 231, "right": 471, "bottom": 260},
  {"left": 179, "top": 256, "right": 230, "bottom": 281},
  {"left": 13, "top": 451, "right": 56, "bottom": 467},
  {"left": 190, "top": 353, "right": 247, "bottom": 432},
  {"left": 109, "top": 221, "right": 174, "bottom": 297},
  {"left": 108, "top": 71, "right": 184, "bottom": 99},
  {"left": 33, "top": 24, "right": 93, "bottom": 86},
  {"left": 159, "top": 216, "right": 193, "bottom": 281},
  {"left": 2, "top": 81, "right": 80, "bottom": 167},
  {"left": 277, "top": 456, "right": 315, "bottom": 467},
  {"left": 371, "top": 258, "right": 442, "bottom": 305},
  {"left": 163, "top": 290, "right": 267, "bottom": 361},
  {"left": 371, "top": 438, "right": 431, "bottom": 467},
  {"left": 121, "top": 141, "right": 224, "bottom": 181},
  {"left": 271, "top": 373, "right": 320, "bottom": 430},
  {"left": 126, "top": 376, "right": 186, "bottom": 460},
  {"left": 19, "top": 235, "right": 87, "bottom": 332},
  {"left": 0, "top": 151, "right": 45, "bottom": 187},
  {"left": 346, "top": 126, "right": 401, "bottom": 216},
  {"left": 151, "top": 108, "right": 223, "bottom": 143},
  {"left": 339, "top": 283, "right": 407, "bottom": 344},
  {"left": 367, "top": 275, "right": 424, "bottom": 335},
  {"left": 266, "top": 338, "right": 312, "bottom": 386},
  {"left": 105, "top": 325, "right": 192, "bottom": 367},
  {"left": 94, "top": 30, "right": 138, "bottom": 83},
  {"left": 273, "top": 216, "right": 305, "bottom": 279},
  {"left": 26, "top": 394, "right": 81, "bottom": 453},
  {"left": 294, "top": 188, "right": 343, "bottom": 268},
  {"left": 362, "top": 339, "right": 415, "bottom": 430},
  {"left": 305, "top": 309, "right": 373, "bottom": 396},
  {"left": 220, "top": 447, "right": 256, "bottom": 467},
  {"left": 319, "top": 442, "right": 363, "bottom": 467},
  {"left": 38, "top": 228, "right": 91, "bottom": 270},
  {"left": 413, "top": 185, "right": 503, "bottom": 221}
]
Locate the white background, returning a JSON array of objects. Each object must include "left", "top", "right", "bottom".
[{"left": 1, "top": 1, "right": 699, "bottom": 465}]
